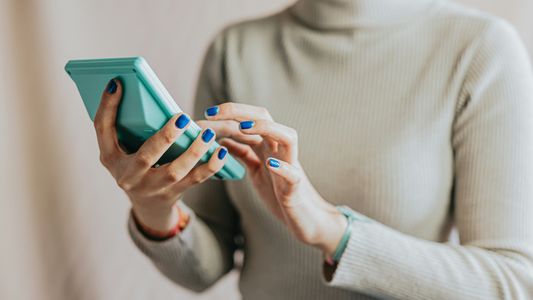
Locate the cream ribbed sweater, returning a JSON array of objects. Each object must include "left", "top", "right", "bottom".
[{"left": 128, "top": 0, "right": 533, "bottom": 299}]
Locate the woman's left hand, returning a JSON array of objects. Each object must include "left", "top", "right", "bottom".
[{"left": 198, "top": 103, "right": 347, "bottom": 256}]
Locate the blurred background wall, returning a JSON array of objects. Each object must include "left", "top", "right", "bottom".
[{"left": 0, "top": 1, "right": 531, "bottom": 299}]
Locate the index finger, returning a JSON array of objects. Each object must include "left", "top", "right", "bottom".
[
  {"left": 203, "top": 102, "right": 273, "bottom": 122},
  {"left": 196, "top": 119, "right": 263, "bottom": 145},
  {"left": 94, "top": 78, "right": 125, "bottom": 157}
]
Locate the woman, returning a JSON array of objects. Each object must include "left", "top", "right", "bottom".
[{"left": 94, "top": 0, "right": 533, "bottom": 298}]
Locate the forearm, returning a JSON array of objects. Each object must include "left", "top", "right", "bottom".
[
  {"left": 325, "top": 220, "right": 533, "bottom": 299},
  {"left": 128, "top": 201, "right": 236, "bottom": 292},
  {"left": 132, "top": 202, "right": 182, "bottom": 237}
]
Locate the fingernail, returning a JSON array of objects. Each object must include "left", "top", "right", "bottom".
[
  {"left": 202, "top": 128, "right": 215, "bottom": 143},
  {"left": 175, "top": 114, "right": 190, "bottom": 129},
  {"left": 106, "top": 79, "right": 117, "bottom": 94},
  {"left": 268, "top": 158, "right": 280, "bottom": 168},
  {"left": 218, "top": 147, "right": 227, "bottom": 160},
  {"left": 205, "top": 106, "right": 219, "bottom": 117},
  {"left": 240, "top": 120, "right": 255, "bottom": 130}
]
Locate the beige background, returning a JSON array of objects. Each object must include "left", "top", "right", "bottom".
[{"left": 0, "top": 1, "right": 531, "bottom": 299}]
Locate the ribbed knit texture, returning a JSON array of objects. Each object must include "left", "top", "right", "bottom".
[{"left": 129, "top": 0, "right": 533, "bottom": 298}]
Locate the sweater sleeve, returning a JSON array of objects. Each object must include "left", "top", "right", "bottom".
[
  {"left": 128, "top": 31, "right": 241, "bottom": 293},
  {"left": 324, "top": 20, "right": 533, "bottom": 299}
]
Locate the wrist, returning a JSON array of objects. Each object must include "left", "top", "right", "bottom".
[
  {"left": 317, "top": 208, "right": 348, "bottom": 257},
  {"left": 132, "top": 203, "right": 181, "bottom": 234}
]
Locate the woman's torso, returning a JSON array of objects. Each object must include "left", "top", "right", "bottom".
[{"left": 218, "top": 2, "right": 491, "bottom": 298}]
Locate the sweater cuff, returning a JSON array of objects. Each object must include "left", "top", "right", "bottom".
[
  {"left": 128, "top": 202, "right": 197, "bottom": 257},
  {"left": 322, "top": 220, "right": 396, "bottom": 295}
]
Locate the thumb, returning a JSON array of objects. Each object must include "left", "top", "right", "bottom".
[{"left": 219, "top": 138, "right": 261, "bottom": 171}]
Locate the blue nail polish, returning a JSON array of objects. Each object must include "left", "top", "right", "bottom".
[
  {"left": 106, "top": 79, "right": 117, "bottom": 94},
  {"left": 240, "top": 120, "right": 255, "bottom": 130},
  {"left": 205, "top": 106, "right": 219, "bottom": 117},
  {"left": 268, "top": 158, "right": 280, "bottom": 168},
  {"left": 218, "top": 148, "right": 228, "bottom": 160},
  {"left": 175, "top": 114, "right": 190, "bottom": 129},
  {"left": 202, "top": 128, "right": 215, "bottom": 143}
]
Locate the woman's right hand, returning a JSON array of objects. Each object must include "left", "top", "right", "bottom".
[{"left": 94, "top": 79, "right": 229, "bottom": 233}]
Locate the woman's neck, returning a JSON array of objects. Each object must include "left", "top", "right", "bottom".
[{"left": 290, "top": 0, "right": 442, "bottom": 29}]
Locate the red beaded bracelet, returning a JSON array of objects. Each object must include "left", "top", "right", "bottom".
[{"left": 132, "top": 205, "right": 190, "bottom": 241}]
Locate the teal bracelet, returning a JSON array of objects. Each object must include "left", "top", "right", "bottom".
[
  {"left": 331, "top": 206, "right": 354, "bottom": 262},
  {"left": 331, "top": 206, "right": 363, "bottom": 262}
]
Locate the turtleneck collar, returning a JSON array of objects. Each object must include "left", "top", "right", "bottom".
[{"left": 289, "top": 0, "right": 442, "bottom": 29}]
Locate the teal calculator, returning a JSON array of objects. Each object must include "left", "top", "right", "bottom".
[{"left": 65, "top": 57, "right": 245, "bottom": 180}]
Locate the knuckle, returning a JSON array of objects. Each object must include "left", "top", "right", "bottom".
[
  {"left": 161, "top": 129, "right": 176, "bottom": 144},
  {"left": 292, "top": 175, "right": 302, "bottom": 185},
  {"left": 287, "top": 168, "right": 303, "bottom": 186},
  {"left": 189, "top": 147, "right": 205, "bottom": 159},
  {"left": 99, "top": 153, "right": 114, "bottom": 167},
  {"left": 288, "top": 128, "right": 298, "bottom": 143},
  {"left": 221, "top": 102, "right": 235, "bottom": 115},
  {"left": 190, "top": 172, "right": 207, "bottom": 185},
  {"left": 99, "top": 153, "right": 108, "bottom": 166},
  {"left": 251, "top": 120, "right": 265, "bottom": 133},
  {"left": 162, "top": 133, "right": 174, "bottom": 144},
  {"left": 116, "top": 178, "right": 133, "bottom": 191},
  {"left": 207, "top": 162, "right": 221, "bottom": 174},
  {"left": 94, "top": 121, "right": 105, "bottom": 135},
  {"left": 134, "top": 153, "right": 151, "bottom": 168},
  {"left": 163, "top": 169, "right": 180, "bottom": 183},
  {"left": 254, "top": 119, "right": 265, "bottom": 128},
  {"left": 189, "top": 176, "right": 201, "bottom": 185},
  {"left": 258, "top": 106, "right": 270, "bottom": 117}
]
